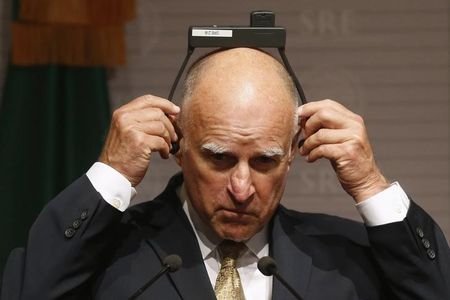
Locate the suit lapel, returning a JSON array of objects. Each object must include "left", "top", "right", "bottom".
[
  {"left": 135, "top": 175, "right": 318, "bottom": 300},
  {"left": 140, "top": 174, "right": 216, "bottom": 300},
  {"left": 270, "top": 207, "right": 312, "bottom": 300}
]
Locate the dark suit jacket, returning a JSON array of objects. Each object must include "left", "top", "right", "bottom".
[{"left": 2, "top": 173, "right": 450, "bottom": 299}]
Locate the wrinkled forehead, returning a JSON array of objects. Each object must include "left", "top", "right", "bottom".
[{"left": 185, "top": 82, "right": 297, "bottom": 146}]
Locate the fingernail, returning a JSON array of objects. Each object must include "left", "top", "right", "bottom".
[{"left": 173, "top": 105, "right": 180, "bottom": 113}]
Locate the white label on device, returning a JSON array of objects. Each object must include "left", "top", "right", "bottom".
[{"left": 192, "top": 29, "right": 233, "bottom": 37}]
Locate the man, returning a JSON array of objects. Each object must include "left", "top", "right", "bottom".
[{"left": 2, "top": 48, "right": 449, "bottom": 299}]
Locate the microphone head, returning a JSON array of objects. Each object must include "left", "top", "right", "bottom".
[
  {"left": 163, "top": 254, "right": 182, "bottom": 272},
  {"left": 257, "top": 256, "right": 278, "bottom": 276}
]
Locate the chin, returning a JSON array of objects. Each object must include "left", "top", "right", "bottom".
[{"left": 216, "top": 224, "right": 259, "bottom": 242}]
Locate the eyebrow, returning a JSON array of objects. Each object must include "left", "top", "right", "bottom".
[
  {"left": 201, "top": 142, "right": 229, "bottom": 154},
  {"left": 201, "top": 142, "right": 284, "bottom": 157},
  {"left": 261, "top": 147, "right": 285, "bottom": 157}
]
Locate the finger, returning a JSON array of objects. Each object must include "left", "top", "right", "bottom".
[
  {"left": 139, "top": 95, "right": 180, "bottom": 115},
  {"left": 301, "top": 107, "right": 346, "bottom": 138},
  {"left": 298, "top": 99, "right": 354, "bottom": 119},
  {"left": 306, "top": 135, "right": 370, "bottom": 164},
  {"left": 146, "top": 135, "right": 171, "bottom": 159},
  {"left": 305, "top": 143, "right": 338, "bottom": 163},
  {"left": 298, "top": 100, "right": 358, "bottom": 132},
  {"left": 302, "top": 107, "right": 363, "bottom": 139},
  {"left": 299, "top": 115, "right": 308, "bottom": 129},
  {"left": 131, "top": 108, "right": 178, "bottom": 141},
  {"left": 138, "top": 121, "right": 174, "bottom": 147},
  {"left": 304, "top": 142, "right": 351, "bottom": 163},
  {"left": 112, "top": 97, "right": 179, "bottom": 141},
  {"left": 300, "top": 128, "right": 354, "bottom": 156},
  {"left": 123, "top": 94, "right": 180, "bottom": 115},
  {"left": 167, "top": 114, "right": 183, "bottom": 140}
]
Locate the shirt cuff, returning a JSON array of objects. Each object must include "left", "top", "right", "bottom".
[
  {"left": 355, "top": 182, "right": 410, "bottom": 227},
  {"left": 86, "top": 162, "right": 137, "bottom": 212}
]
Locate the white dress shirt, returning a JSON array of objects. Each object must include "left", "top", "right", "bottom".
[
  {"left": 177, "top": 183, "right": 272, "bottom": 300},
  {"left": 86, "top": 162, "right": 411, "bottom": 299}
]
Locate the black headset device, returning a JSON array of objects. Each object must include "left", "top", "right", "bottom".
[{"left": 168, "top": 10, "right": 308, "bottom": 154}]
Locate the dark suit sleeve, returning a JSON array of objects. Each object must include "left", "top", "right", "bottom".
[
  {"left": 366, "top": 200, "right": 450, "bottom": 299},
  {"left": 4, "top": 175, "right": 124, "bottom": 299},
  {"left": 1, "top": 248, "right": 25, "bottom": 300}
]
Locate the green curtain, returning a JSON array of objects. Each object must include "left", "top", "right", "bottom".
[{"left": 0, "top": 0, "right": 111, "bottom": 271}]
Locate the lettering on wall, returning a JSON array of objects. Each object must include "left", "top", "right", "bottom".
[{"left": 298, "top": 9, "right": 354, "bottom": 36}]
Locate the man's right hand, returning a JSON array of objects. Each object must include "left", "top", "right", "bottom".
[{"left": 99, "top": 95, "right": 180, "bottom": 187}]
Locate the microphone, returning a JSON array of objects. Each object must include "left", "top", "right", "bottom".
[
  {"left": 257, "top": 256, "right": 303, "bottom": 300},
  {"left": 128, "top": 254, "right": 182, "bottom": 300}
]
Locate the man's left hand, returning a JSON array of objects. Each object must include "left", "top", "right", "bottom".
[{"left": 298, "top": 99, "right": 390, "bottom": 203}]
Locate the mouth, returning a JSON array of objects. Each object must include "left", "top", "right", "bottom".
[{"left": 218, "top": 209, "right": 254, "bottom": 222}]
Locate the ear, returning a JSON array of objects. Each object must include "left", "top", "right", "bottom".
[
  {"left": 173, "top": 147, "right": 183, "bottom": 167},
  {"left": 173, "top": 138, "right": 184, "bottom": 166},
  {"left": 171, "top": 118, "right": 184, "bottom": 166}
]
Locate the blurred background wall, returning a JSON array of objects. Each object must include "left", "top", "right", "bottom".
[{"left": 0, "top": 0, "right": 448, "bottom": 267}]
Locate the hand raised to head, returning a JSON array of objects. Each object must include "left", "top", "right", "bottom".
[
  {"left": 297, "top": 99, "right": 389, "bottom": 203},
  {"left": 99, "top": 95, "right": 180, "bottom": 187}
]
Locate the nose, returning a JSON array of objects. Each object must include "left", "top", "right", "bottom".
[{"left": 227, "top": 162, "right": 255, "bottom": 203}]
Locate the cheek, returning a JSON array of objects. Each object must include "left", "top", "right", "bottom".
[
  {"left": 253, "top": 168, "right": 290, "bottom": 212},
  {"left": 183, "top": 152, "right": 227, "bottom": 192},
  {"left": 181, "top": 151, "right": 229, "bottom": 214}
]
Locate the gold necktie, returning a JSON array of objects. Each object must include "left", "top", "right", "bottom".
[{"left": 214, "top": 240, "right": 247, "bottom": 300}]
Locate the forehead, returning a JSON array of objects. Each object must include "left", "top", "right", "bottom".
[{"left": 186, "top": 100, "right": 294, "bottom": 155}]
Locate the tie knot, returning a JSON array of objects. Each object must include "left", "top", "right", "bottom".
[{"left": 218, "top": 240, "right": 247, "bottom": 261}]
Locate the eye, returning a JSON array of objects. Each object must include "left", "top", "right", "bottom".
[
  {"left": 204, "top": 151, "right": 237, "bottom": 169},
  {"left": 211, "top": 153, "right": 227, "bottom": 161},
  {"left": 256, "top": 156, "right": 275, "bottom": 164},
  {"left": 251, "top": 155, "right": 280, "bottom": 172}
]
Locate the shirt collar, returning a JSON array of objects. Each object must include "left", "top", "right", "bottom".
[{"left": 177, "top": 183, "right": 268, "bottom": 260}]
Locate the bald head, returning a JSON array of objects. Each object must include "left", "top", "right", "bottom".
[
  {"left": 179, "top": 48, "right": 298, "bottom": 135},
  {"left": 182, "top": 48, "right": 298, "bottom": 104}
]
